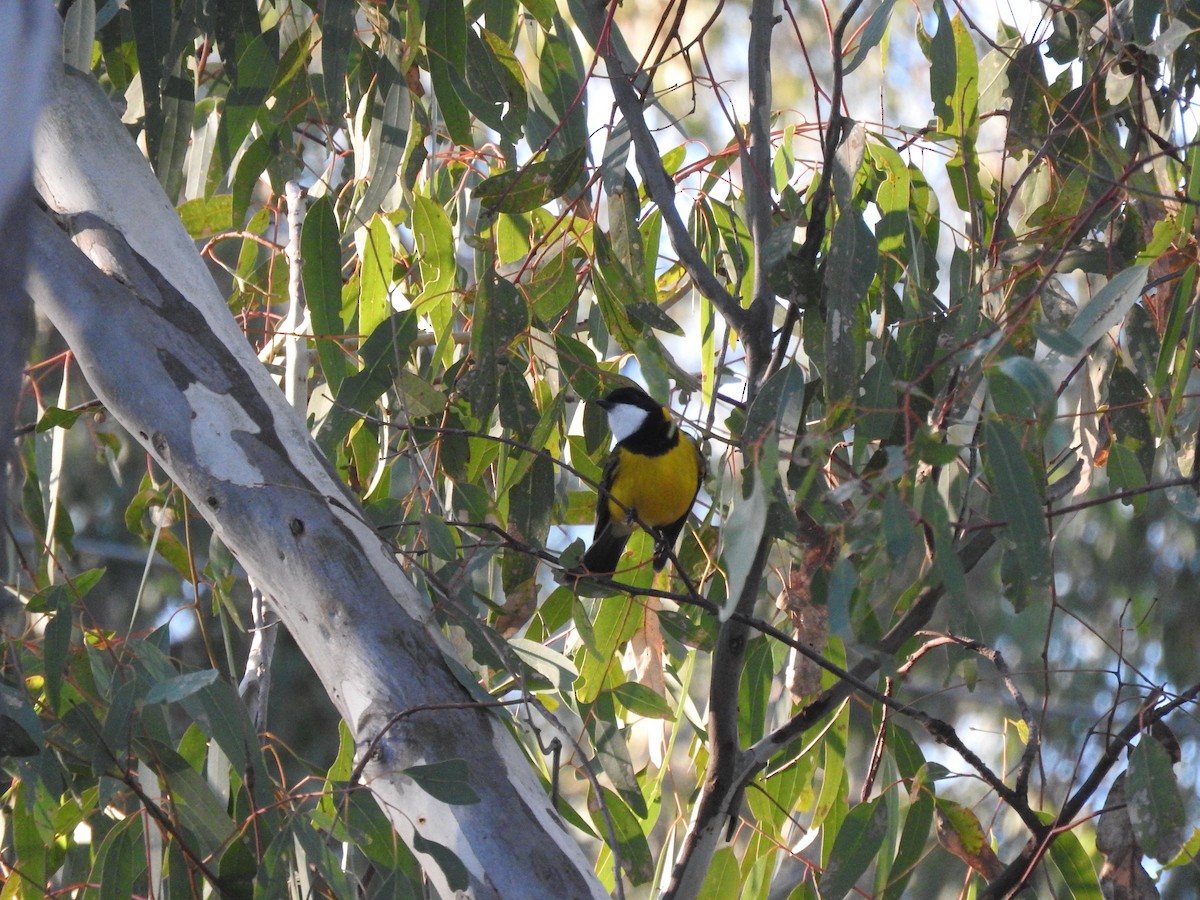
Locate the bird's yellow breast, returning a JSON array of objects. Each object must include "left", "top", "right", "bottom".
[{"left": 607, "top": 436, "right": 701, "bottom": 528}]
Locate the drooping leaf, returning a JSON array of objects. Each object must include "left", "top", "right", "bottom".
[
  {"left": 821, "top": 797, "right": 889, "bottom": 899},
  {"left": 843, "top": 0, "right": 897, "bottom": 75},
  {"left": 318, "top": 0, "right": 354, "bottom": 123},
  {"left": 316, "top": 312, "right": 419, "bottom": 455},
  {"left": 302, "top": 196, "right": 352, "bottom": 393},
  {"left": 352, "top": 63, "right": 411, "bottom": 224},
  {"left": 462, "top": 28, "right": 527, "bottom": 141},
  {"left": 404, "top": 760, "right": 482, "bottom": 805},
  {"left": 986, "top": 356, "right": 1057, "bottom": 430},
  {"left": 822, "top": 211, "right": 878, "bottom": 412},
  {"left": 1127, "top": 738, "right": 1187, "bottom": 863},
  {"left": 426, "top": 0, "right": 472, "bottom": 145},
  {"left": 589, "top": 786, "right": 654, "bottom": 884},
  {"left": 411, "top": 831, "right": 470, "bottom": 892},
  {"left": 696, "top": 847, "right": 742, "bottom": 900},
  {"left": 1044, "top": 820, "right": 1103, "bottom": 900},
  {"left": 358, "top": 214, "right": 393, "bottom": 340},
  {"left": 475, "top": 146, "right": 586, "bottom": 214},
  {"left": 983, "top": 419, "right": 1051, "bottom": 586},
  {"left": 144, "top": 669, "right": 220, "bottom": 705}
]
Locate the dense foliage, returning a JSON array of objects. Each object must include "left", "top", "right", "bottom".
[{"left": 4, "top": 0, "right": 1200, "bottom": 896}]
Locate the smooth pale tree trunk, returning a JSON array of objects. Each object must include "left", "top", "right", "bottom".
[
  {"left": 24, "top": 61, "right": 605, "bottom": 900},
  {"left": 0, "top": 4, "right": 55, "bottom": 600}
]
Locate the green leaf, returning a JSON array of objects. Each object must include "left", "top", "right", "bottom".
[
  {"left": 302, "top": 196, "right": 351, "bottom": 393},
  {"left": 884, "top": 786, "right": 934, "bottom": 899},
  {"left": 401, "top": 92, "right": 432, "bottom": 192},
  {"left": 822, "top": 211, "right": 878, "bottom": 411},
  {"left": 426, "top": 0, "right": 472, "bottom": 145},
  {"left": 466, "top": 272, "right": 530, "bottom": 423},
  {"left": 1045, "top": 822, "right": 1102, "bottom": 899},
  {"left": 601, "top": 120, "right": 632, "bottom": 194},
  {"left": 267, "top": 27, "right": 314, "bottom": 100},
  {"left": 526, "top": 247, "right": 577, "bottom": 323},
  {"left": 316, "top": 311, "right": 419, "bottom": 455},
  {"left": 576, "top": 595, "right": 641, "bottom": 702},
  {"left": 844, "top": 0, "right": 897, "bottom": 75},
  {"left": 412, "top": 195, "right": 457, "bottom": 307},
  {"left": 1065, "top": 265, "right": 1149, "bottom": 358},
  {"left": 422, "top": 512, "right": 458, "bottom": 561},
  {"left": 0, "top": 681, "right": 43, "bottom": 757},
  {"left": 36, "top": 404, "right": 88, "bottom": 432},
  {"left": 353, "top": 66, "right": 411, "bottom": 223},
  {"left": 475, "top": 147, "right": 586, "bottom": 214},
  {"left": 613, "top": 681, "right": 674, "bottom": 719},
  {"left": 821, "top": 797, "right": 889, "bottom": 899},
  {"left": 925, "top": 2, "right": 978, "bottom": 137},
  {"left": 1165, "top": 826, "right": 1200, "bottom": 871},
  {"left": 230, "top": 129, "right": 275, "bottom": 227},
  {"left": 591, "top": 690, "right": 647, "bottom": 818},
  {"left": 95, "top": 814, "right": 145, "bottom": 900},
  {"left": 318, "top": 0, "right": 355, "bottom": 123},
  {"left": 10, "top": 781, "right": 47, "bottom": 888},
  {"left": 1033, "top": 321, "right": 1085, "bottom": 357},
  {"left": 128, "top": 0, "right": 170, "bottom": 161},
  {"left": 1106, "top": 442, "right": 1147, "bottom": 514},
  {"left": 412, "top": 830, "right": 470, "bottom": 891},
  {"left": 939, "top": 798, "right": 991, "bottom": 856},
  {"left": 403, "top": 759, "right": 482, "bottom": 805},
  {"left": 1005, "top": 43, "right": 1050, "bottom": 152},
  {"left": 858, "top": 357, "right": 897, "bottom": 443},
  {"left": 696, "top": 847, "right": 742, "bottom": 899},
  {"left": 719, "top": 465, "right": 769, "bottom": 620},
  {"left": 626, "top": 301, "right": 683, "bottom": 335},
  {"left": 42, "top": 589, "right": 73, "bottom": 712},
  {"left": 359, "top": 215, "right": 393, "bottom": 341},
  {"left": 983, "top": 419, "right": 1050, "bottom": 586},
  {"left": 1107, "top": 363, "right": 1155, "bottom": 477},
  {"left": 518, "top": 0, "right": 554, "bottom": 29},
  {"left": 986, "top": 356, "right": 1057, "bottom": 429},
  {"left": 813, "top": 701, "right": 850, "bottom": 835},
  {"left": 292, "top": 813, "right": 362, "bottom": 896},
  {"left": 921, "top": 482, "right": 965, "bottom": 599},
  {"left": 508, "top": 638, "right": 578, "bottom": 690},
  {"left": 590, "top": 786, "right": 654, "bottom": 884},
  {"left": 882, "top": 490, "right": 917, "bottom": 562},
  {"left": 739, "top": 636, "right": 775, "bottom": 738},
  {"left": 177, "top": 195, "right": 234, "bottom": 240},
  {"left": 502, "top": 449, "right": 554, "bottom": 603},
  {"left": 463, "top": 28, "right": 527, "bottom": 141},
  {"left": 217, "top": 838, "right": 257, "bottom": 899},
  {"left": 743, "top": 363, "right": 805, "bottom": 447},
  {"left": 161, "top": 749, "right": 239, "bottom": 854},
  {"left": 144, "top": 669, "right": 220, "bottom": 705},
  {"left": 169, "top": 669, "right": 270, "bottom": 799},
  {"left": 1128, "top": 738, "right": 1187, "bottom": 863},
  {"left": 536, "top": 27, "right": 587, "bottom": 155},
  {"left": 608, "top": 169, "right": 646, "bottom": 302}
]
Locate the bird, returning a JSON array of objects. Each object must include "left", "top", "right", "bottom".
[{"left": 580, "top": 385, "right": 705, "bottom": 575}]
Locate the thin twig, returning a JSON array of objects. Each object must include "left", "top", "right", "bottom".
[
  {"left": 980, "top": 683, "right": 1200, "bottom": 898},
  {"left": 580, "top": 0, "right": 748, "bottom": 336}
]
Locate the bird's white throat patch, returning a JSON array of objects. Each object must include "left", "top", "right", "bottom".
[{"left": 607, "top": 403, "right": 651, "bottom": 443}]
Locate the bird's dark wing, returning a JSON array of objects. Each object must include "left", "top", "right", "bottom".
[
  {"left": 591, "top": 447, "right": 622, "bottom": 538},
  {"left": 582, "top": 449, "right": 629, "bottom": 574}
]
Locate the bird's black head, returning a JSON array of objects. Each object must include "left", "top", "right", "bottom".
[
  {"left": 596, "top": 386, "right": 671, "bottom": 445},
  {"left": 596, "top": 385, "right": 660, "bottom": 414}
]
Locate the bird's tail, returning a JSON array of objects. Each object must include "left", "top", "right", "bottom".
[{"left": 581, "top": 527, "right": 629, "bottom": 575}]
